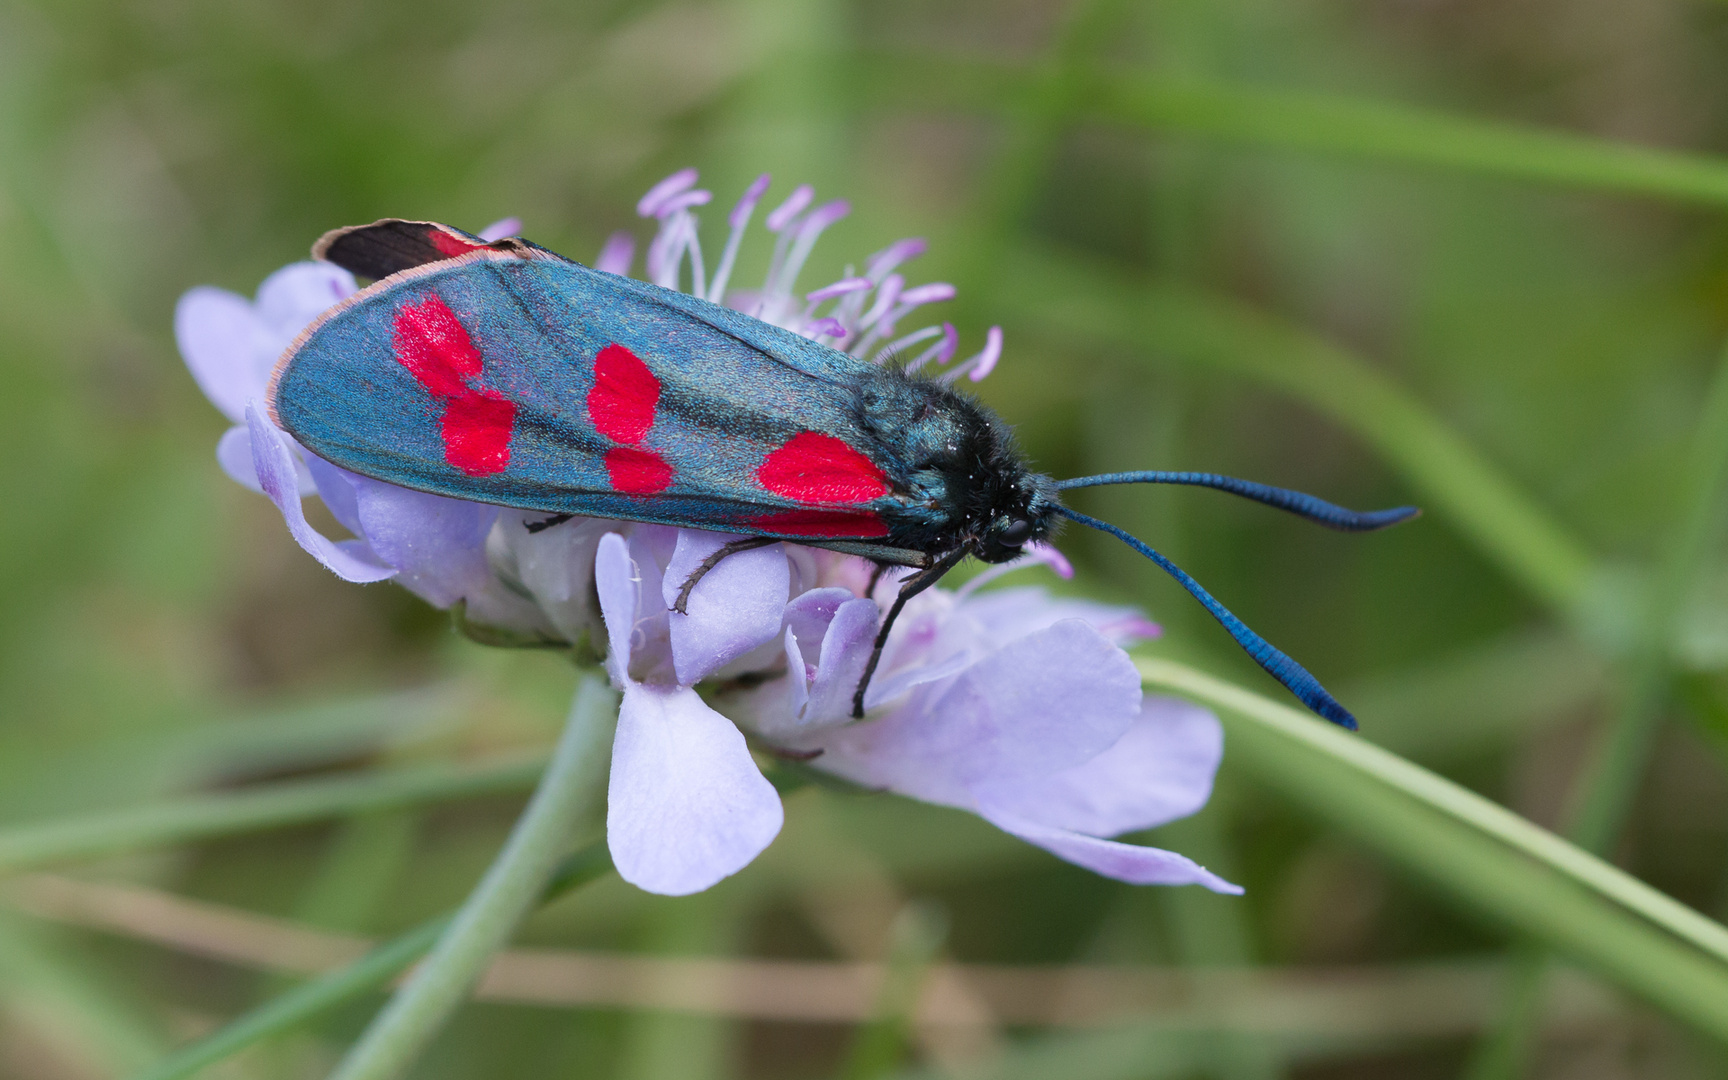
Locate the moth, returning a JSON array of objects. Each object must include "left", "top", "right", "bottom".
[{"left": 271, "top": 220, "right": 1418, "bottom": 728}]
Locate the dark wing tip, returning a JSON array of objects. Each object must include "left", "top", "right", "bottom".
[{"left": 313, "top": 220, "right": 495, "bottom": 280}]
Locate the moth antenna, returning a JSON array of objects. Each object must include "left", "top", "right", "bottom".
[
  {"left": 1056, "top": 472, "right": 1418, "bottom": 532},
  {"left": 1055, "top": 506, "right": 1357, "bottom": 729}
]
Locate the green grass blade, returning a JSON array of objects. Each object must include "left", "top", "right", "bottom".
[
  {"left": 1139, "top": 659, "right": 1728, "bottom": 1038},
  {"left": 852, "top": 54, "right": 1728, "bottom": 207},
  {"left": 0, "top": 913, "right": 168, "bottom": 1073},
  {"left": 1000, "top": 247, "right": 1597, "bottom": 614},
  {"left": 134, "top": 917, "right": 450, "bottom": 1080},
  {"left": 328, "top": 677, "right": 616, "bottom": 1080},
  {"left": 0, "top": 754, "right": 548, "bottom": 875},
  {"left": 1091, "top": 77, "right": 1728, "bottom": 206},
  {"left": 128, "top": 841, "right": 615, "bottom": 1080}
]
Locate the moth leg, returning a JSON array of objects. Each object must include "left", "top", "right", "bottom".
[
  {"left": 672, "top": 537, "right": 778, "bottom": 615},
  {"left": 851, "top": 548, "right": 969, "bottom": 719},
  {"left": 865, "top": 561, "right": 893, "bottom": 600},
  {"left": 523, "top": 514, "right": 573, "bottom": 534}
]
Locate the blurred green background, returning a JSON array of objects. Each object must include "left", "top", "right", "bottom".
[{"left": 7, "top": 0, "right": 1728, "bottom": 1077}]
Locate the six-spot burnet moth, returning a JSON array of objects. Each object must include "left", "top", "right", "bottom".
[{"left": 270, "top": 219, "right": 1419, "bottom": 730}]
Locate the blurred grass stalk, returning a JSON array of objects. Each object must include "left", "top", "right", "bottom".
[
  {"left": 838, "top": 901, "right": 949, "bottom": 1080},
  {"left": 852, "top": 55, "right": 1728, "bottom": 208},
  {"left": 0, "top": 752, "right": 548, "bottom": 875},
  {"left": 1463, "top": 329, "right": 1728, "bottom": 1077},
  {"left": 325, "top": 675, "right": 615, "bottom": 1080},
  {"left": 127, "top": 842, "right": 617, "bottom": 1080},
  {"left": 1139, "top": 659, "right": 1728, "bottom": 1042},
  {"left": 997, "top": 248, "right": 1597, "bottom": 618}
]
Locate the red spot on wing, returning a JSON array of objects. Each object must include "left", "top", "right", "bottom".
[
  {"left": 429, "top": 229, "right": 486, "bottom": 258},
  {"left": 606, "top": 446, "right": 673, "bottom": 494},
  {"left": 588, "top": 344, "right": 661, "bottom": 443},
  {"left": 393, "top": 294, "right": 481, "bottom": 395},
  {"left": 751, "top": 509, "right": 890, "bottom": 539},
  {"left": 393, "top": 295, "right": 517, "bottom": 477},
  {"left": 757, "top": 432, "right": 890, "bottom": 504},
  {"left": 442, "top": 394, "right": 516, "bottom": 476}
]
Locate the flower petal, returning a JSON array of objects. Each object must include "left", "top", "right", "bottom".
[
  {"left": 478, "top": 218, "right": 522, "bottom": 241},
  {"left": 494, "top": 513, "right": 618, "bottom": 643},
  {"left": 216, "top": 425, "right": 264, "bottom": 493},
  {"left": 782, "top": 587, "right": 858, "bottom": 665},
  {"left": 969, "top": 697, "right": 1224, "bottom": 838},
  {"left": 664, "top": 531, "right": 789, "bottom": 685},
  {"left": 177, "top": 287, "right": 268, "bottom": 423},
  {"left": 625, "top": 528, "right": 677, "bottom": 683},
  {"left": 960, "top": 586, "right": 1159, "bottom": 649},
  {"left": 978, "top": 805, "right": 1241, "bottom": 893},
  {"left": 802, "top": 597, "right": 880, "bottom": 725},
  {"left": 782, "top": 625, "right": 809, "bottom": 720},
  {"left": 348, "top": 473, "right": 499, "bottom": 607},
  {"left": 253, "top": 261, "right": 356, "bottom": 343},
  {"left": 219, "top": 424, "right": 316, "bottom": 496},
  {"left": 299, "top": 453, "right": 361, "bottom": 532},
  {"left": 607, "top": 682, "right": 783, "bottom": 895},
  {"left": 813, "top": 620, "right": 1140, "bottom": 805},
  {"left": 594, "top": 532, "right": 638, "bottom": 686},
  {"left": 246, "top": 404, "right": 394, "bottom": 583}
]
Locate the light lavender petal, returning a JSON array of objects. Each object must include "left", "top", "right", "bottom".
[
  {"left": 978, "top": 805, "right": 1241, "bottom": 893},
  {"left": 801, "top": 597, "right": 880, "bottom": 726},
  {"left": 596, "top": 232, "right": 636, "bottom": 276},
  {"left": 177, "top": 286, "right": 267, "bottom": 423},
  {"left": 782, "top": 587, "right": 857, "bottom": 666},
  {"left": 958, "top": 586, "right": 1158, "bottom": 649},
  {"left": 817, "top": 620, "right": 1139, "bottom": 796},
  {"left": 478, "top": 218, "right": 522, "bottom": 241},
  {"left": 246, "top": 405, "right": 393, "bottom": 583},
  {"left": 664, "top": 531, "right": 789, "bottom": 685},
  {"left": 301, "top": 453, "right": 362, "bottom": 533},
  {"left": 595, "top": 532, "right": 638, "bottom": 685},
  {"left": 216, "top": 425, "right": 265, "bottom": 493},
  {"left": 969, "top": 697, "right": 1224, "bottom": 838},
  {"left": 253, "top": 262, "right": 356, "bottom": 343},
  {"left": 624, "top": 528, "right": 678, "bottom": 684},
  {"left": 349, "top": 474, "right": 498, "bottom": 607},
  {"left": 782, "top": 626, "right": 809, "bottom": 721},
  {"left": 607, "top": 682, "right": 783, "bottom": 895}
]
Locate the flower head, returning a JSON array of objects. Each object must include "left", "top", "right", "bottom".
[{"left": 175, "top": 175, "right": 1235, "bottom": 896}]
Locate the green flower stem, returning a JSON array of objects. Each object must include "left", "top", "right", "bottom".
[
  {"left": 999, "top": 248, "right": 1596, "bottom": 615},
  {"left": 127, "top": 842, "right": 613, "bottom": 1080},
  {"left": 0, "top": 754, "right": 548, "bottom": 876},
  {"left": 1138, "top": 657, "right": 1728, "bottom": 1038},
  {"left": 1465, "top": 341, "right": 1728, "bottom": 1078},
  {"left": 326, "top": 676, "right": 616, "bottom": 1080},
  {"left": 850, "top": 55, "right": 1728, "bottom": 208}
]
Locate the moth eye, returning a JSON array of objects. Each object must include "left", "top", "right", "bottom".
[{"left": 998, "top": 518, "right": 1034, "bottom": 546}]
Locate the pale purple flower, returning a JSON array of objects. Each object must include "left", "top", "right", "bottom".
[
  {"left": 715, "top": 559, "right": 1237, "bottom": 893},
  {"left": 175, "top": 179, "right": 1236, "bottom": 897}
]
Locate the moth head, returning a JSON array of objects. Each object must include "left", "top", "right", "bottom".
[{"left": 975, "top": 474, "right": 1061, "bottom": 563}]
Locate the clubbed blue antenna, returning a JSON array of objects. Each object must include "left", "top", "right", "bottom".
[
  {"left": 1056, "top": 472, "right": 1419, "bottom": 532},
  {"left": 1056, "top": 507, "right": 1358, "bottom": 730}
]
